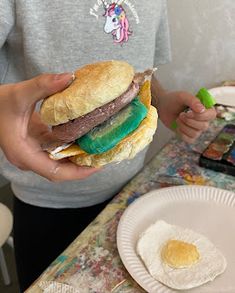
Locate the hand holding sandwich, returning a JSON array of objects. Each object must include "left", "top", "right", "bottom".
[{"left": 0, "top": 73, "right": 100, "bottom": 182}]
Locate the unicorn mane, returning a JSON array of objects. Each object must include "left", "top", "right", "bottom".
[{"left": 104, "top": 2, "right": 132, "bottom": 44}]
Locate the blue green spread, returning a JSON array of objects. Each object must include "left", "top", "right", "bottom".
[{"left": 76, "top": 97, "right": 148, "bottom": 154}]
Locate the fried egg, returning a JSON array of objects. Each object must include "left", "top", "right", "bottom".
[{"left": 137, "top": 220, "right": 227, "bottom": 290}]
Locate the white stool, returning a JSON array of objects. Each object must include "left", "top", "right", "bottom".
[{"left": 0, "top": 203, "right": 13, "bottom": 285}]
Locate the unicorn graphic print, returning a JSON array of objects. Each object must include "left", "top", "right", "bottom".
[{"left": 101, "top": 0, "right": 132, "bottom": 44}]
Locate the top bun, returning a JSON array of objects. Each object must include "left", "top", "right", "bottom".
[{"left": 40, "top": 60, "right": 134, "bottom": 126}]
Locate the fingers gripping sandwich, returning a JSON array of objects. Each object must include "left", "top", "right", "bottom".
[{"left": 40, "top": 60, "right": 158, "bottom": 167}]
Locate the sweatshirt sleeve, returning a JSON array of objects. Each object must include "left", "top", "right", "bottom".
[
  {"left": 0, "top": 0, "right": 15, "bottom": 49},
  {"left": 154, "top": 0, "right": 172, "bottom": 66}
]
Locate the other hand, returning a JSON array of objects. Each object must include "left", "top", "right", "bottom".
[{"left": 157, "top": 91, "right": 217, "bottom": 143}]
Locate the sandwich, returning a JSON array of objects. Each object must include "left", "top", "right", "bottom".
[{"left": 40, "top": 60, "right": 158, "bottom": 167}]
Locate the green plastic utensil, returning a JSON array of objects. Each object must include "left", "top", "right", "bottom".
[
  {"left": 196, "top": 88, "right": 216, "bottom": 109},
  {"left": 171, "top": 88, "right": 216, "bottom": 130}
]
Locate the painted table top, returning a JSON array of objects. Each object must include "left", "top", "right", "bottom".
[{"left": 26, "top": 118, "right": 235, "bottom": 293}]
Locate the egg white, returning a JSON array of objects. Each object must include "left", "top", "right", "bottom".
[{"left": 137, "top": 220, "right": 227, "bottom": 290}]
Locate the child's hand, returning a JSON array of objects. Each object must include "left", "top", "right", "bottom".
[
  {"left": 0, "top": 73, "right": 100, "bottom": 182},
  {"left": 158, "top": 91, "right": 217, "bottom": 143}
]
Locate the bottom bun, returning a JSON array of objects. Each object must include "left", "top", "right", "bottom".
[{"left": 70, "top": 105, "right": 157, "bottom": 167}]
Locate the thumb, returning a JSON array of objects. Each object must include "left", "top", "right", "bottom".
[
  {"left": 14, "top": 72, "right": 74, "bottom": 107},
  {"left": 179, "top": 92, "right": 206, "bottom": 114}
]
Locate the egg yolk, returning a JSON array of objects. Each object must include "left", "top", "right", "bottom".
[{"left": 161, "top": 239, "right": 200, "bottom": 268}]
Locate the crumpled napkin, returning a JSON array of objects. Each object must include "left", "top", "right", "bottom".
[{"left": 39, "top": 281, "right": 81, "bottom": 293}]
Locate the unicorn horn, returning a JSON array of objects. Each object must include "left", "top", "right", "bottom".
[{"left": 115, "top": 0, "right": 124, "bottom": 5}]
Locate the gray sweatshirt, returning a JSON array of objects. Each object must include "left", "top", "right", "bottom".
[{"left": 0, "top": 0, "right": 171, "bottom": 208}]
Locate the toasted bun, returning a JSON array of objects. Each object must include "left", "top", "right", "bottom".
[
  {"left": 40, "top": 60, "right": 134, "bottom": 126},
  {"left": 49, "top": 81, "right": 158, "bottom": 167}
]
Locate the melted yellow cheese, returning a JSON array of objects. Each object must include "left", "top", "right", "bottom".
[{"left": 161, "top": 239, "right": 200, "bottom": 268}]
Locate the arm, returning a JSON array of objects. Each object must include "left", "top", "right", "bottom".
[{"left": 151, "top": 75, "right": 167, "bottom": 109}]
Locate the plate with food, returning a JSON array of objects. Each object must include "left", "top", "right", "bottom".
[{"left": 117, "top": 185, "right": 235, "bottom": 292}]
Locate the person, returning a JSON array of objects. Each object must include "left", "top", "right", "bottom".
[{"left": 0, "top": 0, "right": 216, "bottom": 291}]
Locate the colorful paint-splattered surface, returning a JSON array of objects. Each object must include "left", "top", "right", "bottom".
[
  {"left": 26, "top": 118, "right": 235, "bottom": 293},
  {"left": 199, "top": 123, "right": 235, "bottom": 175}
]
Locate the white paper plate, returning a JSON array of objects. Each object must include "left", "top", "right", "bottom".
[
  {"left": 117, "top": 185, "right": 235, "bottom": 293},
  {"left": 209, "top": 86, "right": 235, "bottom": 107}
]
